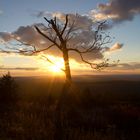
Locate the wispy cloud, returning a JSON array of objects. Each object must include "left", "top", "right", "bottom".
[
  {"left": 104, "top": 43, "right": 123, "bottom": 53},
  {"left": 110, "top": 43, "right": 123, "bottom": 52},
  {"left": 0, "top": 67, "right": 39, "bottom": 71},
  {"left": 117, "top": 63, "right": 140, "bottom": 70}
]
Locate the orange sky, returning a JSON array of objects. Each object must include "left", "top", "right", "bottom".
[{"left": 0, "top": 53, "right": 140, "bottom": 77}]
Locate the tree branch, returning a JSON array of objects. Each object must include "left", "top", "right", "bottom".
[
  {"left": 61, "top": 14, "right": 68, "bottom": 36},
  {"left": 32, "top": 44, "right": 55, "bottom": 54},
  {"left": 40, "top": 54, "right": 65, "bottom": 72},
  {"left": 68, "top": 48, "right": 109, "bottom": 70},
  {"left": 35, "top": 25, "right": 61, "bottom": 50},
  {"left": 50, "top": 19, "right": 64, "bottom": 43}
]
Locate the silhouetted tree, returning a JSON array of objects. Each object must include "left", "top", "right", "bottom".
[
  {"left": 34, "top": 15, "right": 110, "bottom": 85},
  {"left": 0, "top": 72, "right": 18, "bottom": 109},
  {"left": 0, "top": 14, "right": 112, "bottom": 89}
]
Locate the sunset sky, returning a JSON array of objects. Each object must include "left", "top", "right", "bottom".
[{"left": 0, "top": 0, "right": 140, "bottom": 76}]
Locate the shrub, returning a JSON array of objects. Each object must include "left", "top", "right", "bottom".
[{"left": 0, "top": 72, "right": 18, "bottom": 108}]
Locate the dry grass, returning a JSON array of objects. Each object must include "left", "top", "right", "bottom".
[{"left": 0, "top": 77, "right": 140, "bottom": 140}]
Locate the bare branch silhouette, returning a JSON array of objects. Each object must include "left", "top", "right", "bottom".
[
  {"left": 0, "top": 14, "right": 113, "bottom": 85},
  {"left": 34, "top": 14, "right": 112, "bottom": 84}
]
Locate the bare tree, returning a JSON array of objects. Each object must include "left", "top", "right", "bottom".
[
  {"left": 0, "top": 14, "right": 112, "bottom": 86},
  {"left": 34, "top": 14, "right": 111, "bottom": 84}
]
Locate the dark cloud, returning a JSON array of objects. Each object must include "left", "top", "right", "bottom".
[{"left": 92, "top": 0, "right": 140, "bottom": 24}]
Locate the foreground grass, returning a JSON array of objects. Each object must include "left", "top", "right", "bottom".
[{"left": 0, "top": 78, "right": 140, "bottom": 140}]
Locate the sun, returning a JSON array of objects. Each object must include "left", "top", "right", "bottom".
[
  {"left": 38, "top": 54, "right": 65, "bottom": 75},
  {"left": 37, "top": 54, "right": 83, "bottom": 75},
  {"left": 49, "top": 61, "right": 64, "bottom": 73}
]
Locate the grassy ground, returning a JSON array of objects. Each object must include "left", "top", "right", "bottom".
[{"left": 0, "top": 76, "right": 140, "bottom": 140}]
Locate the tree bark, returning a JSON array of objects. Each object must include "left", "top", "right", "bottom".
[
  {"left": 63, "top": 48, "right": 72, "bottom": 84},
  {"left": 54, "top": 47, "right": 72, "bottom": 140}
]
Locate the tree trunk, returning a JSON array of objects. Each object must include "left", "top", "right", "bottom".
[
  {"left": 54, "top": 48, "right": 72, "bottom": 140},
  {"left": 63, "top": 48, "right": 71, "bottom": 84}
]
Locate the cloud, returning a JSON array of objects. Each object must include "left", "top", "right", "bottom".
[
  {"left": 0, "top": 12, "right": 122, "bottom": 63},
  {"left": 115, "top": 62, "right": 140, "bottom": 70},
  {"left": 110, "top": 43, "right": 123, "bottom": 51},
  {"left": 0, "top": 30, "right": 102, "bottom": 63},
  {"left": 54, "top": 12, "right": 93, "bottom": 30},
  {"left": 0, "top": 24, "right": 53, "bottom": 48},
  {"left": 35, "top": 1, "right": 140, "bottom": 28},
  {"left": 13, "top": 24, "right": 49, "bottom": 47},
  {"left": 0, "top": 24, "right": 103, "bottom": 61},
  {"left": 91, "top": 0, "right": 140, "bottom": 24},
  {"left": 34, "top": 11, "right": 94, "bottom": 30},
  {"left": 0, "top": 67, "right": 39, "bottom": 71},
  {"left": 0, "top": 32, "right": 13, "bottom": 42},
  {"left": 104, "top": 43, "right": 123, "bottom": 53}
]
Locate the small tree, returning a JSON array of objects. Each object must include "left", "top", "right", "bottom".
[{"left": 0, "top": 72, "right": 18, "bottom": 107}]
